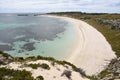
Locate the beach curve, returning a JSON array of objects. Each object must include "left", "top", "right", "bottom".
[{"left": 41, "top": 15, "right": 117, "bottom": 76}]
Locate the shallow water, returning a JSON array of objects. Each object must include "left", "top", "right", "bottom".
[{"left": 0, "top": 14, "right": 77, "bottom": 59}]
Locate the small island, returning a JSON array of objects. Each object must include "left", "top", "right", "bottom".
[{"left": 17, "top": 14, "right": 29, "bottom": 16}]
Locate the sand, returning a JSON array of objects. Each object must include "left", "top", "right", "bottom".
[
  {"left": 0, "top": 15, "right": 117, "bottom": 80},
  {"left": 43, "top": 15, "right": 117, "bottom": 75},
  {"left": 0, "top": 60, "right": 89, "bottom": 80}
]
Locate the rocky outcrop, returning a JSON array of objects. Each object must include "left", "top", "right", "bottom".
[
  {"left": 96, "top": 57, "right": 120, "bottom": 80},
  {"left": 0, "top": 54, "right": 13, "bottom": 65},
  {"left": 97, "top": 18, "right": 120, "bottom": 30}
]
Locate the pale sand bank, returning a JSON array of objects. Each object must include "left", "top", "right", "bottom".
[
  {"left": 43, "top": 15, "right": 116, "bottom": 75},
  {"left": 0, "top": 60, "right": 89, "bottom": 80}
]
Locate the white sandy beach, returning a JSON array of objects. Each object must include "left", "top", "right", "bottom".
[
  {"left": 44, "top": 15, "right": 117, "bottom": 76},
  {"left": 0, "top": 15, "right": 117, "bottom": 80}
]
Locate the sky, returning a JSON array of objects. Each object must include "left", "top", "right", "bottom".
[{"left": 0, "top": 0, "right": 120, "bottom": 13}]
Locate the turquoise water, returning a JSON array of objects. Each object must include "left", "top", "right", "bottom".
[{"left": 0, "top": 14, "right": 77, "bottom": 59}]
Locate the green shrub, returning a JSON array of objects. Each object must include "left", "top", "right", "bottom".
[
  {"left": 37, "top": 56, "right": 55, "bottom": 61},
  {"left": 0, "top": 68, "right": 34, "bottom": 80},
  {"left": 27, "top": 63, "right": 50, "bottom": 70},
  {"left": 36, "top": 75, "right": 44, "bottom": 80},
  {"left": 0, "top": 51, "right": 12, "bottom": 58},
  {"left": 40, "top": 63, "right": 50, "bottom": 70},
  {"left": 27, "top": 64, "right": 40, "bottom": 69}
]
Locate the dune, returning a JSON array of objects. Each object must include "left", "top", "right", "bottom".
[
  {"left": 43, "top": 15, "right": 117, "bottom": 76},
  {"left": 0, "top": 60, "right": 89, "bottom": 80}
]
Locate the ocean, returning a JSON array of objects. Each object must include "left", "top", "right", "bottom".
[{"left": 0, "top": 14, "right": 77, "bottom": 59}]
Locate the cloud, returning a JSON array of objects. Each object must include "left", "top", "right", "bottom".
[{"left": 0, "top": 0, "right": 120, "bottom": 13}]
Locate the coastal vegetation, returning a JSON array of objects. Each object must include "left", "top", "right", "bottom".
[
  {"left": 48, "top": 12, "right": 120, "bottom": 80},
  {"left": 0, "top": 51, "right": 13, "bottom": 58},
  {"left": 0, "top": 51, "right": 89, "bottom": 80},
  {"left": 0, "top": 67, "right": 34, "bottom": 80},
  {"left": 0, "top": 50, "right": 84, "bottom": 74},
  {"left": 49, "top": 12, "right": 120, "bottom": 57},
  {"left": 20, "top": 56, "right": 77, "bottom": 71},
  {"left": 26, "top": 63, "right": 41, "bottom": 69},
  {"left": 26, "top": 63, "right": 50, "bottom": 70},
  {"left": 0, "top": 12, "right": 120, "bottom": 80},
  {"left": 36, "top": 76, "right": 44, "bottom": 80},
  {"left": 0, "top": 51, "right": 13, "bottom": 65},
  {"left": 95, "top": 58, "right": 120, "bottom": 79}
]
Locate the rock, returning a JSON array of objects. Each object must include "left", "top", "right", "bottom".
[
  {"left": 0, "top": 54, "right": 13, "bottom": 65},
  {"left": 61, "top": 70, "right": 72, "bottom": 80},
  {"left": 96, "top": 57, "right": 120, "bottom": 79},
  {"left": 97, "top": 18, "right": 120, "bottom": 30}
]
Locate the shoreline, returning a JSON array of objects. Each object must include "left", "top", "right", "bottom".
[{"left": 42, "top": 15, "right": 117, "bottom": 75}]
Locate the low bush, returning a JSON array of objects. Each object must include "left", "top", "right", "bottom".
[
  {"left": 0, "top": 51, "right": 12, "bottom": 58},
  {"left": 0, "top": 67, "right": 34, "bottom": 80},
  {"left": 40, "top": 63, "right": 50, "bottom": 70},
  {"left": 36, "top": 75, "right": 44, "bottom": 80},
  {"left": 27, "top": 64, "right": 40, "bottom": 69}
]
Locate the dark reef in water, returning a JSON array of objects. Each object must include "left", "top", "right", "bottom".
[
  {"left": 0, "top": 15, "right": 68, "bottom": 52},
  {"left": 21, "top": 42, "right": 35, "bottom": 52}
]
